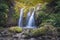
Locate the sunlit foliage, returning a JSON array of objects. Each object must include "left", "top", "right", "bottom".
[{"left": 15, "top": 0, "right": 53, "bottom": 7}]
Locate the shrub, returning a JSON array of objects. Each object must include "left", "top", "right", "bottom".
[
  {"left": 44, "top": 24, "right": 56, "bottom": 32},
  {"left": 31, "top": 24, "right": 57, "bottom": 37},
  {"left": 31, "top": 26, "right": 48, "bottom": 37},
  {"left": 9, "top": 26, "right": 22, "bottom": 33}
]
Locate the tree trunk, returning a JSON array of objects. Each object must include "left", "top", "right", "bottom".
[{"left": 6, "top": 0, "right": 15, "bottom": 27}]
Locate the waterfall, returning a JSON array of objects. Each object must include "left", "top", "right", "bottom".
[
  {"left": 18, "top": 8, "right": 24, "bottom": 27},
  {"left": 26, "top": 10, "right": 31, "bottom": 26},
  {"left": 26, "top": 10, "right": 35, "bottom": 28},
  {"left": 18, "top": 8, "right": 36, "bottom": 28}
]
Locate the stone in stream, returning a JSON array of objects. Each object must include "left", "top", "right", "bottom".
[
  {"left": 29, "top": 38, "right": 37, "bottom": 40},
  {"left": 21, "top": 35, "right": 27, "bottom": 38}
]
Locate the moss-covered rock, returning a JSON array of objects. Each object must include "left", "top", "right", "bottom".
[
  {"left": 31, "top": 27, "right": 48, "bottom": 37},
  {"left": 31, "top": 24, "right": 57, "bottom": 37},
  {"left": 9, "top": 26, "right": 22, "bottom": 33}
]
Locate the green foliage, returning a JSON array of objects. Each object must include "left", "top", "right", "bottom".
[
  {"left": 0, "top": 2, "right": 8, "bottom": 26},
  {"left": 31, "top": 27, "right": 48, "bottom": 37},
  {"left": 16, "top": 0, "right": 53, "bottom": 6},
  {"left": 38, "top": 0, "right": 60, "bottom": 27},
  {"left": 31, "top": 24, "right": 56, "bottom": 37},
  {"left": 0, "top": 4, "right": 8, "bottom": 12},
  {"left": 53, "top": 13, "right": 60, "bottom": 27},
  {"left": 55, "top": 0, "right": 60, "bottom": 13},
  {"left": 9, "top": 26, "right": 22, "bottom": 33},
  {"left": 38, "top": 11, "right": 60, "bottom": 27},
  {"left": 53, "top": 0, "right": 60, "bottom": 27}
]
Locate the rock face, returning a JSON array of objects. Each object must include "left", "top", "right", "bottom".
[{"left": 0, "top": 28, "right": 59, "bottom": 40}]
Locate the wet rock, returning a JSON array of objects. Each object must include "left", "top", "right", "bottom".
[
  {"left": 37, "top": 37, "right": 42, "bottom": 40},
  {"left": 29, "top": 38, "right": 37, "bottom": 40},
  {"left": 0, "top": 34, "right": 1, "bottom": 37},
  {"left": 21, "top": 35, "right": 26, "bottom": 38},
  {"left": 21, "top": 35, "right": 30, "bottom": 39},
  {"left": 13, "top": 34, "right": 19, "bottom": 38}
]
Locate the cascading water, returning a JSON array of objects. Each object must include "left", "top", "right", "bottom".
[
  {"left": 18, "top": 8, "right": 36, "bottom": 28},
  {"left": 18, "top": 8, "right": 24, "bottom": 27},
  {"left": 26, "top": 10, "right": 35, "bottom": 28},
  {"left": 26, "top": 10, "right": 31, "bottom": 26}
]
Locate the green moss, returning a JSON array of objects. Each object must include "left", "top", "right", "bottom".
[
  {"left": 9, "top": 26, "right": 22, "bottom": 33},
  {"left": 31, "top": 27, "right": 48, "bottom": 37},
  {"left": 31, "top": 25, "right": 56, "bottom": 37}
]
